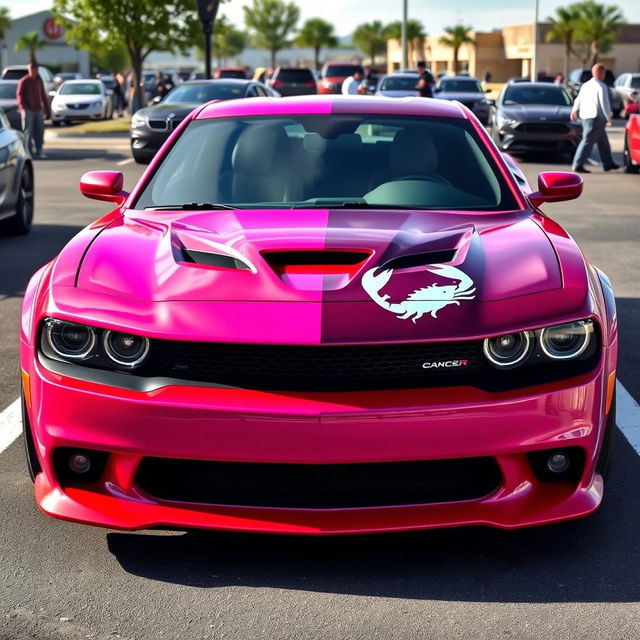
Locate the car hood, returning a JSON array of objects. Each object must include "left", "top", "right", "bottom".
[
  {"left": 378, "top": 90, "right": 417, "bottom": 98},
  {"left": 55, "top": 93, "right": 102, "bottom": 102},
  {"left": 65, "top": 207, "right": 590, "bottom": 342},
  {"left": 500, "top": 104, "right": 572, "bottom": 121},
  {"left": 437, "top": 91, "right": 486, "bottom": 102},
  {"left": 138, "top": 102, "right": 203, "bottom": 120}
]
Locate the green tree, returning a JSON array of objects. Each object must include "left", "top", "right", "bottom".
[
  {"left": 53, "top": 0, "right": 200, "bottom": 111},
  {"left": 90, "top": 41, "right": 129, "bottom": 73},
  {"left": 243, "top": 0, "right": 300, "bottom": 70},
  {"left": 352, "top": 21, "right": 386, "bottom": 65},
  {"left": 545, "top": 5, "right": 582, "bottom": 80},
  {"left": 0, "top": 7, "right": 11, "bottom": 65},
  {"left": 212, "top": 16, "right": 247, "bottom": 66},
  {"left": 575, "top": 0, "right": 625, "bottom": 66},
  {"left": 14, "top": 31, "right": 47, "bottom": 64},
  {"left": 296, "top": 18, "right": 337, "bottom": 71},
  {"left": 438, "top": 25, "right": 476, "bottom": 75},
  {"left": 384, "top": 19, "right": 426, "bottom": 67}
]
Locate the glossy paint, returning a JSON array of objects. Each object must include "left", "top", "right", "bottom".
[
  {"left": 21, "top": 95, "right": 618, "bottom": 533},
  {"left": 626, "top": 114, "right": 640, "bottom": 165}
]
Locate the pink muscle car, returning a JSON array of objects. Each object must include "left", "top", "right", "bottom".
[{"left": 20, "top": 95, "right": 617, "bottom": 534}]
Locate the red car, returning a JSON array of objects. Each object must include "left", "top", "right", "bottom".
[
  {"left": 624, "top": 114, "right": 640, "bottom": 173},
  {"left": 21, "top": 96, "right": 617, "bottom": 534},
  {"left": 318, "top": 62, "right": 363, "bottom": 94}
]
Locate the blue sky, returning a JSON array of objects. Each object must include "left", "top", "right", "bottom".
[{"left": 10, "top": 0, "right": 640, "bottom": 37}]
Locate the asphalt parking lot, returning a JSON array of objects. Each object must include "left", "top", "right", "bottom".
[{"left": 1, "top": 124, "right": 640, "bottom": 640}]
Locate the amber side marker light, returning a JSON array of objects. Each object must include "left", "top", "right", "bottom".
[
  {"left": 606, "top": 371, "right": 616, "bottom": 414},
  {"left": 21, "top": 369, "right": 31, "bottom": 410}
]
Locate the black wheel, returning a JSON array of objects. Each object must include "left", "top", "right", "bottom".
[
  {"left": 612, "top": 108, "right": 621, "bottom": 119},
  {"left": 52, "top": 119, "right": 60, "bottom": 127},
  {"left": 2, "top": 166, "right": 34, "bottom": 235},
  {"left": 623, "top": 134, "right": 640, "bottom": 174},
  {"left": 22, "top": 390, "right": 41, "bottom": 482},
  {"left": 597, "top": 395, "right": 616, "bottom": 481}
]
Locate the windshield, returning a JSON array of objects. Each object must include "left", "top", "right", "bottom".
[
  {"left": 60, "top": 82, "right": 102, "bottom": 95},
  {"left": 631, "top": 76, "right": 640, "bottom": 89},
  {"left": 0, "top": 84, "right": 16, "bottom": 99},
  {"left": 439, "top": 79, "right": 483, "bottom": 93},
  {"left": 2, "top": 69, "right": 26, "bottom": 80},
  {"left": 380, "top": 76, "right": 416, "bottom": 91},
  {"left": 135, "top": 114, "right": 518, "bottom": 212},
  {"left": 503, "top": 86, "right": 571, "bottom": 106},
  {"left": 275, "top": 69, "right": 314, "bottom": 83},
  {"left": 165, "top": 83, "right": 245, "bottom": 103}
]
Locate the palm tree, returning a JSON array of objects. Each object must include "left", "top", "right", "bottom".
[
  {"left": 0, "top": 7, "right": 11, "bottom": 67},
  {"left": 296, "top": 18, "right": 337, "bottom": 71},
  {"left": 546, "top": 5, "right": 582, "bottom": 81},
  {"left": 384, "top": 19, "right": 426, "bottom": 67},
  {"left": 14, "top": 31, "right": 47, "bottom": 64},
  {"left": 575, "top": 0, "right": 625, "bottom": 67},
  {"left": 439, "top": 25, "right": 475, "bottom": 75},
  {"left": 353, "top": 21, "right": 387, "bottom": 65}
]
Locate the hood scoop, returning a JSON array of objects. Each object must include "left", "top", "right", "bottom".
[
  {"left": 262, "top": 250, "right": 372, "bottom": 291},
  {"left": 381, "top": 249, "right": 457, "bottom": 271}
]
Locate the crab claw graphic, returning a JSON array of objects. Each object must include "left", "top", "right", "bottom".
[{"left": 362, "top": 268, "right": 393, "bottom": 295}]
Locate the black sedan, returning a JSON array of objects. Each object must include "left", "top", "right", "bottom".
[
  {"left": 0, "top": 109, "right": 33, "bottom": 235},
  {"left": 433, "top": 76, "right": 493, "bottom": 124},
  {"left": 130, "top": 79, "right": 279, "bottom": 164},
  {"left": 0, "top": 80, "right": 22, "bottom": 130},
  {"left": 488, "top": 82, "right": 582, "bottom": 155}
]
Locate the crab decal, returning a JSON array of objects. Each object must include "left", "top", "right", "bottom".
[{"left": 361, "top": 263, "right": 476, "bottom": 322}]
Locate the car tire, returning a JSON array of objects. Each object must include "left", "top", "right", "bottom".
[
  {"left": 612, "top": 108, "right": 621, "bottom": 119},
  {"left": 22, "top": 389, "right": 41, "bottom": 482},
  {"left": 597, "top": 395, "right": 616, "bottom": 481},
  {"left": 52, "top": 119, "right": 60, "bottom": 127},
  {"left": 2, "top": 166, "right": 34, "bottom": 235},
  {"left": 623, "top": 134, "right": 640, "bottom": 174}
]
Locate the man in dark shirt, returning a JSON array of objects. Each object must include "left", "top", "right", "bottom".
[
  {"left": 416, "top": 61, "right": 435, "bottom": 98},
  {"left": 17, "top": 63, "right": 51, "bottom": 158}
]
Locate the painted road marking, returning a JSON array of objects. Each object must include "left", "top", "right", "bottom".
[
  {"left": 116, "top": 158, "right": 134, "bottom": 166},
  {"left": 0, "top": 398, "right": 21, "bottom": 454},
  {"left": 1, "top": 382, "right": 640, "bottom": 456}
]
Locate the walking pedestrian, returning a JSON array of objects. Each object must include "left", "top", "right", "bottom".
[
  {"left": 112, "top": 72, "right": 126, "bottom": 117},
  {"left": 415, "top": 61, "right": 435, "bottom": 98},
  {"left": 16, "top": 62, "right": 50, "bottom": 159},
  {"left": 341, "top": 67, "right": 365, "bottom": 95},
  {"left": 570, "top": 63, "right": 620, "bottom": 174}
]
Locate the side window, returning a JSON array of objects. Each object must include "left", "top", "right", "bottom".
[
  {"left": 255, "top": 85, "right": 268, "bottom": 97},
  {"left": 246, "top": 86, "right": 259, "bottom": 98}
]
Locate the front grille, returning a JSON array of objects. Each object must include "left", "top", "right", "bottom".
[
  {"left": 136, "top": 457, "right": 502, "bottom": 508},
  {"left": 169, "top": 119, "right": 183, "bottom": 131},
  {"left": 147, "top": 119, "right": 167, "bottom": 130},
  {"left": 141, "top": 340, "right": 485, "bottom": 391},
  {"left": 516, "top": 122, "right": 569, "bottom": 134},
  {"left": 67, "top": 103, "right": 90, "bottom": 110}
]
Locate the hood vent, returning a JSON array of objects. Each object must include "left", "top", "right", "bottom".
[
  {"left": 181, "top": 248, "right": 253, "bottom": 271},
  {"left": 381, "top": 249, "right": 457, "bottom": 271},
  {"left": 262, "top": 250, "right": 371, "bottom": 268}
]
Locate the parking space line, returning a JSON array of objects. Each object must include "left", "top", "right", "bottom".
[
  {"left": 0, "top": 398, "right": 21, "bottom": 454},
  {"left": 1, "top": 381, "right": 640, "bottom": 457},
  {"left": 116, "top": 158, "right": 134, "bottom": 166}
]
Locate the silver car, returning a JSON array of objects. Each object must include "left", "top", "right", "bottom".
[
  {"left": 614, "top": 73, "right": 640, "bottom": 118},
  {"left": 51, "top": 80, "right": 113, "bottom": 125}
]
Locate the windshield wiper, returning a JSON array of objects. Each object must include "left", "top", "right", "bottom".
[
  {"left": 145, "top": 202, "right": 237, "bottom": 211},
  {"left": 290, "top": 202, "right": 431, "bottom": 210}
]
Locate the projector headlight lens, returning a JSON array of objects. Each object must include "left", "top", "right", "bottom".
[
  {"left": 46, "top": 320, "right": 96, "bottom": 359},
  {"left": 483, "top": 331, "right": 533, "bottom": 368},
  {"left": 539, "top": 320, "right": 593, "bottom": 360},
  {"left": 103, "top": 331, "right": 150, "bottom": 367}
]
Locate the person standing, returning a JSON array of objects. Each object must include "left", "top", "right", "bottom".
[
  {"left": 341, "top": 67, "right": 365, "bottom": 95},
  {"left": 16, "top": 62, "right": 51, "bottom": 159},
  {"left": 415, "top": 61, "right": 435, "bottom": 98},
  {"left": 570, "top": 63, "right": 620, "bottom": 173}
]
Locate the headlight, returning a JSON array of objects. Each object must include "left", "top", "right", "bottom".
[
  {"left": 103, "top": 330, "right": 150, "bottom": 367},
  {"left": 45, "top": 319, "right": 96, "bottom": 359},
  {"left": 131, "top": 112, "right": 147, "bottom": 128},
  {"left": 540, "top": 320, "right": 593, "bottom": 360},
  {"left": 498, "top": 117, "right": 519, "bottom": 129},
  {"left": 483, "top": 331, "right": 533, "bottom": 368},
  {"left": 94, "top": 100, "right": 103, "bottom": 108}
]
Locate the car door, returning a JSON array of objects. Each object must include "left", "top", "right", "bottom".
[{"left": 0, "top": 111, "right": 17, "bottom": 217}]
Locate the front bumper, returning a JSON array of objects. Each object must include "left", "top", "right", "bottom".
[
  {"left": 52, "top": 103, "right": 104, "bottom": 122},
  {"left": 23, "top": 339, "right": 611, "bottom": 534},
  {"left": 130, "top": 128, "right": 170, "bottom": 159},
  {"left": 497, "top": 122, "right": 582, "bottom": 152}
]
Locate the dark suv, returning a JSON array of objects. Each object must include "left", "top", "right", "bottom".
[
  {"left": 268, "top": 67, "right": 317, "bottom": 97},
  {"left": 567, "top": 68, "right": 623, "bottom": 117}
]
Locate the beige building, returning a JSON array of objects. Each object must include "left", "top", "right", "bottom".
[{"left": 388, "top": 23, "right": 640, "bottom": 81}]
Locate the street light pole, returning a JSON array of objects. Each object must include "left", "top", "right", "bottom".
[
  {"left": 531, "top": 0, "right": 539, "bottom": 81},
  {"left": 401, "top": 0, "right": 408, "bottom": 70},
  {"left": 197, "top": 0, "right": 221, "bottom": 79}
]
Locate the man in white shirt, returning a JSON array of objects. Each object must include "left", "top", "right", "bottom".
[
  {"left": 342, "top": 68, "right": 364, "bottom": 95},
  {"left": 570, "top": 63, "right": 619, "bottom": 173}
]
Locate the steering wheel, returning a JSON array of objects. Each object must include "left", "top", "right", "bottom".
[{"left": 394, "top": 173, "right": 451, "bottom": 186}]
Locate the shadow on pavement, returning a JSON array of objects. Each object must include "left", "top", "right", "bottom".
[
  {"left": 0, "top": 224, "right": 84, "bottom": 299},
  {"left": 615, "top": 297, "right": 640, "bottom": 398},
  {"left": 107, "top": 431, "right": 640, "bottom": 603},
  {"left": 36, "top": 149, "right": 129, "bottom": 162}
]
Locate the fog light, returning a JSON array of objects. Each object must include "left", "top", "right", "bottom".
[
  {"left": 547, "top": 452, "right": 570, "bottom": 474},
  {"left": 69, "top": 453, "right": 91, "bottom": 474}
]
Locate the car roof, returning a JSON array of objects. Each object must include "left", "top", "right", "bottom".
[
  {"left": 0, "top": 79, "right": 19, "bottom": 85},
  {"left": 504, "top": 82, "right": 566, "bottom": 89},
  {"left": 64, "top": 79, "right": 101, "bottom": 83},
  {"left": 181, "top": 79, "right": 252, "bottom": 86},
  {"left": 196, "top": 94, "right": 466, "bottom": 120}
]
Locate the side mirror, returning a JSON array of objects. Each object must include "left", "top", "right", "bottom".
[
  {"left": 151, "top": 95, "right": 162, "bottom": 105},
  {"left": 529, "top": 171, "right": 583, "bottom": 207},
  {"left": 48, "top": 90, "right": 56, "bottom": 97},
  {"left": 80, "top": 171, "right": 129, "bottom": 205}
]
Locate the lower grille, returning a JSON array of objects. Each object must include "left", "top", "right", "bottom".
[
  {"left": 136, "top": 457, "right": 502, "bottom": 508},
  {"left": 147, "top": 119, "right": 168, "bottom": 130},
  {"left": 516, "top": 122, "right": 569, "bottom": 134}
]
